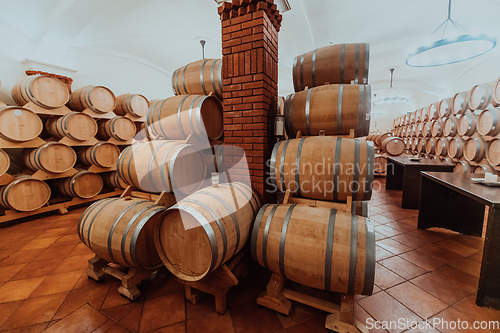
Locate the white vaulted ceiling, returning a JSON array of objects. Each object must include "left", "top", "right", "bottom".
[{"left": 0, "top": 0, "right": 499, "bottom": 130}]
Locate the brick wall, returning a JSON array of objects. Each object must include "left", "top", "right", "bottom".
[{"left": 219, "top": 1, "right": 281, "bottom": 202}]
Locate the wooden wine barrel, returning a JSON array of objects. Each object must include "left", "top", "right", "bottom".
[
  {"left": 78, "top": 197, "right": 166, "bottom": 269},
  {"left": 449, "top": 137, "right": 465, "bottom": 159},
  {"left": 102, "top": 171, "right": 128, "bottom": 190},
  {"left": 411, "top": 138, "right": 418, "bottom": 151},
  {"left": 477, "top": 108, "right": 500, "bottom": 136},
  {"left": 114, "top": 94, "right": 149, "bottom": 118},
  {"left": 172, "top": 59, "right": 223, "bottom": 99},
  {"left": 470, "top": 81, "right": 500, "bottom": 111},
  {"left": 78, "top": 142, "right": 120, "bottom": 168},
  {"left": 45, "top": 112, "right": 98, "bottom": 141},
  {"left": 419, "top": 107, "right": 429, "bottom": 122},
  {"left": 23, "top": 142, "right": 76, "bottom": 174},
  {"left": 454, "top": 161, "right": 473, "bottom": 173},
  {"left": 431, "top": 119, "right": 444, "bottom": 137},
  {"left": 147, "top": 95, "right": 223, "bottom": 141},
  {"left": 0, "top": 149, "right": 10, "bottom": 177},
  {"left": 271, "top": 136, "right": 374, "bottom": 202},
  {"left": 422, "top": 122, "right": 432, "bottom": 138},
  {"left": 417, "top": 138, "right": 426, "bottom": 153},
  {"left": 436, "top": 138, "right": 449, "bottom": 157},
  {"left": 458, "top": 112, "right": 477, "bottom": 136},
  {"left": 464, "top": 137, "right": 487, "bottom": 162},
  {"left": 0, "top": 107, "right": 43, "bottom": 142},
  {"left": 474, "top": 164, "right": 496, "bottom": 174},
  {"left": 406, "top": 138, "right": 412, "bottom": 151},
  {"left": 425, "top": 138, "right": 436, "bottom": 154},
  {"left": 292, "top": 43, "right": 369, "bottom": 91},
  {"left": 381, "top": 137, "right": 405, "bottom": 156},
  {"left": 284, "top": 84, "right": 371, "bottom": 138},
  {"left": 117, "top": 141, "right": 206, "bottom": 195},
  {"left": 452, "top": 91, "right": 470, "bottom": 115},
  {"left": 486, "top": 138, "right": 500, "bottom": 166},
  {"left": 443, "top": 115, "right": 459, "bottom": 137},
  {"left": 55, "top": 170, "right": 103, "bottom": 198},
  {"left": 413, "top": 110, "right": 421, "bottom": 123},
  {"left": 97, "top": 117, "right": 136, "bottom": 141},
  {"left": 68, "top": 86, "right": 116, "bottom": 114},
  {"left": 375, "top": 132, "right": 392, "bottom": 147},
  {"left": 441, "top": 157, "right": 454, "bottom": 165},
  {"left": 438, "top": 98, "right": 453, "bottom": 118},
  {"left": 11, "top": 75, "right": 69, "bottom": 109},
  {"left": 134, "top": 122, "right": 150, "bottom": 141},
  {"left": 428, "top": 103, "right": 439, "bottom": 120},
  {"left": 0, "top": 176, "right": 51, "bottom": 211},
  {"left": 374, "top": 155, "right": 387, "bottom": 175},
  {"left": 252, "top": 204, "right": 375, "bottom": 295},
  {"left": 155, "top": 182, "right": 260, "bottom": 281},
  {"left": 414, "top": 123, "right": 422, "bottom": 137},
  {"left": 408, "top": 112, "right": 414, "bottom": 125}
]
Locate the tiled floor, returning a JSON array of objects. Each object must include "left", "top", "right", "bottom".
[{"left": 0, "top": 178, "right": 499, "bottom": 332}]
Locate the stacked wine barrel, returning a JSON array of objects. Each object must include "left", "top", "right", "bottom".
[
  {"left": 0, "top": 74, "right": 137, "bottom": 214},
  {"left": 365, "top": 132, "right": 406, "bottom": 176},
  {"left": 255, "top": 43, "right": 376, "bottom": 297},
  {"left": 391, "top": 76, "right": 500, "bottom": 175}
]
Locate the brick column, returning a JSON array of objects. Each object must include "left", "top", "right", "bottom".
[{"left": 219, "top": 0, "right": 281, "bottom": 202}]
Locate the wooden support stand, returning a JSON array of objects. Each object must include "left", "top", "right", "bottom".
[
  {"left": 23, "top": 102, "right": 71, "bottom": 116},
  {"left": 295, "top": 129, "right": 356, "bottom": 139},
  {"left": 178, "top": 250, "right": 250, "bottom": 315},
  {"left": 0, "top": 173, "right": 15, "bottom": 186},
  {"left": 31, "top": 168, "right": 78, "bottom": 181},
  {"left": 0, "top": 137, "right": 46, "bottom": 149},
  {"left": 52, "top": 136, "right": 99, "bottom": 147},
  {"left": 282, "top": 189, "right": 354, "bottom": 215}
]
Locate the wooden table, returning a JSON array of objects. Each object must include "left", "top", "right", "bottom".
[
  {"left": 385, "top": 157, "right": 455, "bottom": 209},
  {"left": 418, "top": 172, "right": 500, "bottom": 309}
]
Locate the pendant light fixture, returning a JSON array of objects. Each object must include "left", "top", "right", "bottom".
[
  {"left": 406, "top": 0, "right": 496, "bottom": 67},
  {"left": 373, "top": 68, "right": 408, "bottom": 105}
]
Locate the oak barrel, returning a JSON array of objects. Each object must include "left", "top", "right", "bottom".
[
  {"left": 0, "top": 107, "right": 43, "bottom": 142},
  {"left": 465, "top": 137, "right": 487, "bottom": 162},
  {"left": 494, "top": 77, "right": 500, "bottom": 105},
  {"left": 419, "top": 107, "right": 429, "bottom": 122},
  {"left": 436, "top": 138, "right": 449, "bottom": 157},
  {"left": 448, "top": 137, "right": 465, "bottom": 159},
  {"left": 102, "top": 171, "right": 128, "bottom": 190},
  {"left": 425, "top": 138, "right": 436, "bottom": 155},
  {"left": 470, "top": 81, "right": 500, "bottom": 111},
  {"left": 117, "top": 141, "right": 206, "bottom": 195},
  {"left": 454, "top": 161, "right": 473, "bottom": 173},
  {"left": 78, "top": 197, "right": 166, "bottom": 269},
  {"left": 381, "top": 137, "right": 405, "bottom": 156},
  {"left": 411, "top": 138, "right": 418, "bottom": 151},
  {"left": 55, "top": 170, "right": 103, "bottom": 199},
  {"left": 374, "top": 155, "right": 387, "bottom": 175},
  {"left": 114, "top": 94, "right": 149, "bottom": 118},
  {"left": 134, "top": 122, "right": 150, "bottom": 141},
  {"left": 270, "top": 136, "right": 374, "bottom": 202},
  {"left": 23, "top": 142, "right": 76, "bottom": 173},
  {"left": 155, "top": 182, "right": 260, "bottom": 281},
  {"left": 458, "top": 112, "right": 477, "bottom": 136},
  {"left": 374, "top": 132, "right": 392, "bottom": 147},
  {"left": 12, "top": 75, "right": 69, "bottom": 109},
  {"left": 293, "top": 43, "right": 370, "bottom": 91},
  {"left": 477, "top": 108, "right": 500, "bottom": 136},
  {"left": 97, "top": 117, "right": 136, "bottom": 141},
  {"left": 431, "top": 119, "right": 444, "bottom": 137},
  {"left": 417, "top": 138, "right": 426, "bottom": 153},
  {"left": 414, "top": 110, "right": 421, "bottom": 123},
  {"left": 443, "top": 115, "right": 459, "bottom": 137},
  {"left": 147, "top": 95, "right": 223, "bottom": 141},
  {"left": 78, "top": 142, "right": 120, "bottom": 168},
  {"left": 486, "top": 138, "right": 500, "bottom": 166},
  {"left": 438, "top": 98, "right": 452, "bottom": 118},
  {"left": 0, "top": 149, "right": 10, "bottom": 177},
  {"left": 428, "top": 103, "right": 439, "bottom": 120},
  {"left": 172, "top": 59, "right": 223, "bottom": 99},
  {"left": 474, "top": 164, "right": 496, "bottom": 174},
  {"left": 252, "top": 204, "right": 375, "bottom": 295},
  {"left": 422, "top": 122, "right": 432, "bottom": 138},
  {"left": 0, "top": 176, "right": 51, "bottom": 211},
  {"left": 68, "top": 86, "right": 116, "bottom": 114},
  {"left": 452, "top": 91, "right": 470, "bottom": 115},
  {"left": 45, "top": 112, "right": 98, "bottom": 141}
]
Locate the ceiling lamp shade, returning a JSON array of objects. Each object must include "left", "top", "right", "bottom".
[
  {"left": 373, "top": 68, "right": 408, "bottom": 105},
  {"left": 406, "top": 0, "right": 497, "bottom": 67}
]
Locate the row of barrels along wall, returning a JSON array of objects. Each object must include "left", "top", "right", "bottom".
[
  {"left": 364, "top": 133, "right": 406, "bottom": 175},
  {"left": 390, "top": 76, "right": 500, "bottom": 174}
]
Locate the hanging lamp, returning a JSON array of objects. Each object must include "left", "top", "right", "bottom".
[
  {"left": 406, "top": 0, "right": 496, "bottom": 67},
  {"left": 373, "top": 68, "right": 408, "bottom": 105}
]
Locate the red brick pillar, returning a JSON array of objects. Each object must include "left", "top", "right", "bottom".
[{"left": 219, "top": 1, "right": 281, "bottom": 202}]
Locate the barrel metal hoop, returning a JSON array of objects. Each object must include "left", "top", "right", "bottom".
[
  {"left": 25, "top": 77, "right": 42, "bottom": 107},
  {"left": 188, "top": 96, "right": 199, "bottom": 137},
  {"left": 217, "top": 59, "right": 223, "bottom": 97},
  {"left": 299, "top": 55, "right": 305, "bottom": 91},
  {"left": 229, "top": 183, "right": 257, "bottom": 217},
  {"left": 294, "top": 137, "right": 306, "bottom": 197},
  {"left": 284, "top": 94, "right": 295, "bottom": 138},
  {"left": 160, "top": 143, "right": 182, "bottom": 193},
  {"left": 77, "top": 199, "right": 105, "bottom": 244},
  {"left": 279, "top": 140, "right": 291, "bottom": 192},
  {"left": 84, "top": 86, "right": 97, "bottom": 113},
  {"left": 148, "top": 141, "right": 172, "bottom": 192},
  {"left": 251, "top": 204, "right": 271, "bottom": 263},
  {"left": 352, "top": 139, "right": 361, "bottom": 201},
  {"left": 177, "top": 95, "right": 190, "bottom": 139},
  {"left": 365, "top": 140, "right": 375, "bottom": 200},
  {"left": 305, "top": 88, "right": 312, "bottom": 136},
  {"left": 358, "top": 85, "right": 364, "bottom": 137},
  {"left": 174, "top": 68, "right": 181, "bottom": 95},
  {"left": 333, "top": 137, "right": 342, "bottom": 202},
  {"left": 337, "top": 84, "right": 344, "bottom": 134},
  {"left": 279, "top": 204, "right": 297, "bottom": 278},
  {"left": 292, "top": 56, "right": 298, "bottom": 92},
  {"left": 182, "top": 64, "right": 189, "bottom": 94},
  {"left": 262, "top": 204, "right": 278, "bottom": 268},
  {"left": 363, "top": 218, "right": 376, "bottom": 295},
  {"left": 107, "top": 200, "right": 149, "bottom": 263},
  {"left": 124, "top": 144, "right": 143, "bottom": 186},
  {"left": 126, "top": 95, "right": 135, "bottom": 117},
  {"left": 121, "top": 205, "right": 158, "bottom": 267},
  {"left": 183, "top": 198, "right": 228, "bottom": 266},
  {"left": 347, "top": 214, "right": 358, "bottom": 294},
  {"left": 171, "top": 68, "right": 178, "bottom": 95},
  {"left": 200, "top": 59, "right": 209, "bottom": 95},
  {"left": 340, "top": 44, "right": 345, "bottom": 83},
  {"left": 195, "top": 96, "right": 208, "bottom": 140},
  {"left": 311, "top": 49, "right": 317, "bottom": 87},
  {"left": 363, "top": 44, "right": 370, "bottom": 84},
  {"left": 168, "top": 146, "right": 186, "bottom": 195},
  {"left": 130, "top": 207, "right": 166, "bottom": 269},
  {"left": 86, "top": 198, "right": 122, "bottom": 251},
  {"left": 270, "top": 142, "right": 280, "bottom": 189},
  {"left": 354, "top": 43, "right": 360, "bottom": 84},
  {"left": 324, "top": 208, "right": 337, "bottom": 291},
  {"left": 475, "top": 138, "right": 481, "bottom": 161}
]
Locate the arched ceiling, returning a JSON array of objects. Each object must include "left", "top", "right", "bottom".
[{"left": 1, "top": 0, "right": 499, "bottom": 127}]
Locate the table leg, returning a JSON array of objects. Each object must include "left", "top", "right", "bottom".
[
  {"left": 418, "top": 176, "right": 484, "bottom": 236},
  {"left": 386, "top": 161, "right": 403, "bottom": 190},
  {"left": 477, "top": 206, "right": 500, "bottom": 309}
]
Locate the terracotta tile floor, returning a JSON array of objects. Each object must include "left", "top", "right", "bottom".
[{"left": 0, "top": 178, "right": 499, "bottom": 332}]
